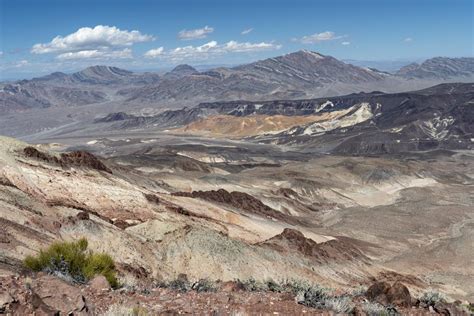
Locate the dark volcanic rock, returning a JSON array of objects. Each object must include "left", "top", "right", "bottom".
[
  {"left": 94, "top": 112, "right": 135, "bottom": 123},
  {"left": 23, "top": 147, "right": 111, "bottom": 173},
  {"left": 386, "top": 282, "right": 412, "bottom": 307},
  {"left": 366, "top": 281, "right": 393, "bottom": 305},
  {"left": 172, "top": 189, "right": 292, "bottom": 222},
  {"left": 60, "top": 151, "right": 112, "bottom": 173},
  {"left": 366, "top": 281, "right": 412, "bottom": 308},
  {"left": 260, "top": 228, "right": 368, "bottom": 264}
]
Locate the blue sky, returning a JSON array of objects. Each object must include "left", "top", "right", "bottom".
[{"left": 0, "top": 0, "right": 472, "bottom": 79}]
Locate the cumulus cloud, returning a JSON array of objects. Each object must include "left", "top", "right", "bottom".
[
  {"left": 144, "top": 40, "right": 281, "bottom": 61},
  {"left": 404, "top": 37, "right": 413, "bottom": 42},
  {"left": 178, "top": 26, "right": 214, "bottom": 40},
  {"left": 295, "top": 31, "right": 343, "bottom": 44},
  {"left": 31, "top": 25, "right": 154, "bottom": 54},
  {"left": 56, "top": 48, "right": 132, "bottom": 60},
  {"left": 144, "top": 47, "right": 164, "bottom": 58},
  {"left": 341, "top": 41, "right": 351, "bottom": 46},
  {"left": 223, "top": 40, "right": 280, "bottom": 52},
  {"left": 241, "top": 28, "right": 253, "bottom": 35}
]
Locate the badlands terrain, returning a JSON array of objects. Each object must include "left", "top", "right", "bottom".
[{"left": 0, "top": 51, "right": 473, "bottom": 314}]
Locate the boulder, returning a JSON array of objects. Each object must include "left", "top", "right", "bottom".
[
  {"left": 88, "top": 275, "right": 111, "bottom": 292},
  {"left": 386, "top": 281, "right": 411, "bottom": 307},
  {"left": 366, "top": 281, "right": 391, "bottom": 305},
  {"left": 366, "top": 281, "right": 412, "bottom": 308},
  {"left": 0, "top": 291, "right": 15, "bottom": 312},
  {"left": 32, "top": 274, "right": 93, "bottom": 315},
  {"left": 352, "top": 305, "right": 367, "bottom": 316},
  {"left": 434, "top": 301, "right": 469, "bottom": 316}
]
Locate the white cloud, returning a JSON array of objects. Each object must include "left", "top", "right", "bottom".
[
  {"left": 341, "top": 41, "right": 351, "bottom": 46},
  {"left": 144, "top": 40, "right": 281, "bottom": 61},
  {"left": 14, "top": 60, "right": 29, "bottom": 67},
  {"left": 56, "top": 48, "right": 132, "bottom": 60},
  {"left": 0, "top": 51, "right": 3, "bottom": 56},
  {"left": 241, "top": 28, "right": 253, "bottom": 35},
  {"left": 223, "top": 40, "right": 280, "bottom": 52},
  {"left": 178, "top": 26, "right": 214, "bottom": 40},
  {"left": 296, "top": 31, "right": 343, "bottom": 44},
  {"left": 31, "top": 25, "right": 154, "bottom": 54},
  {"left": 404, "top": 37, "right": 413, "bottom": 42},
  {"left": 144, "top": 47, "right": 164, "bottom": 58}
]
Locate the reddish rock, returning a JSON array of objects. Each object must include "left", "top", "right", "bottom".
[
  {"left": 60, "top": 151, "right": 112, "bottom": 173},
  {"left": 23, "top": 146, "right": 111, "bottom": 173},
  {"left": 366, "top": 281, "right": 413, "bottom": 308},
  {"left": 89, "top": 275, "right": 110, "bottom": 292},
  {"left": 434, "top": 301, "right": 469, "bottom": 315},
  {"left": 386, "top": 281, "right": 412, "bottom": 307},
  {"left": 366, "top": 281, "right": 392, "bottom": 306},
  {"left": 172, "top": 189, "right": 299, "bottom": 223},
  {"left": 260, "top": 228, "right": 367, "bottom": 264},
  {"left": 32, "top": 274, "right": 92, "bottom": 315},
  {"left": 221, "top": 281, "right": 245, "bottom": 292}
]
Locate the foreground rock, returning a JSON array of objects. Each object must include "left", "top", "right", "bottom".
[
  {"left": 366, "top": 281, "right": 412, "bottom": 307},
  {"left": 1, "top": 274, "right": 92, "bottom": 315}
]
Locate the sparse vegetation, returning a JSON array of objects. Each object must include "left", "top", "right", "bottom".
[
  {"left": 158, "top": 275, "right": 218, "bottom": 293},
  {"left": 351, "top": 285, "right": 368, "bottom": 296},
  {"left": 419, "top": 290, "right": 446, "bottom": 307},
  {"left": 101, "top": 304, "right": 149, "bottom": 316},
  {"left": 166, "top": 275, "right": 191, "bottom": 292},
  {"left": 23, "top": 238, "right": 118, "bottom": 288},
  {"left": 362, "top": 301, "right": 399, "bottom": 316},
  {"left": 240, "top": 278, "right": 268, "bottom": 292},
  {"left": 237, "top": 278, "right": 355, "bottom": 313},
  {"left": 191, "top": 278, "right": 218, "bottom": 292}
]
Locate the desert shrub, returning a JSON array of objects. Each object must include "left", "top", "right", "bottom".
[
  {"left": 101, "top": 304, "right": 148, "bottom": 316},
  {"left": 265, "top": 279, "right": 284, "bottom": 292},
  {"left": 324, "top": 296, "right": 354, "bottom": 314},
  {"left": 362, "top": 301, "right": 388, "bottom": 315},
  {"left": 293, "top": 284, "right": 328, "bottom": 309},
  {"left": 240, "top": 278, "right": 267, "bottom": 292},
  {"left": 23, "top": 238, "right": 118, "bottom": 288},
  {"left": 83, "top": 252, "right": 118, "bottom": 288},
  {"left": 167, "top": 275, "right": 191, "bottom": 292},
  {"left": 351, "top": 285, "right": 368, "bottom": 297},
  {"left": 419, "top": 290, "right": 446, "bottom": 307},
  {"left": 191, "top": 278, "right": 217, "bottom": 292},
  {"left": 464, "top": 304, "right": 474, "bottom": 313}
]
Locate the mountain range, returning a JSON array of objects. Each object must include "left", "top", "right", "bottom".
[
  {"left": 1, "top": 50, "right": 473, "bottom": 117},
  {"left": 91, "top": 82, "right": 474, "bottom": 155}
]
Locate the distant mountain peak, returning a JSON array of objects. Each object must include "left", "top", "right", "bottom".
[
  {"left": 396, "top": 57, "right": 474, "bottom": 79},
  {"left": 297, "top": 49, "right": 326, "bottom": 59},
  {"left": 171, "top": 64, "right": 198, "bottom": 73},
  {"left": 79, "top": 65, "right": 132, "bottom": 75},
  {"left": 164, "top": 64, "right": 199, "bottom": 79}
]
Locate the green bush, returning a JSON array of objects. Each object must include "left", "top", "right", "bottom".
[{"left": 23, "top": 238, "right": 118, "bottom": 288}]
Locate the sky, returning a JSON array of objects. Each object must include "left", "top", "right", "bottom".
[{"left": 0, "top": 0, "right": 472, "bottom": 79}]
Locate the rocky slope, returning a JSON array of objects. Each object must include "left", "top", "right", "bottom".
[
  {"left": 396, "top": 57, "right": 474, "bottom": 79},
  {"left": 1, "top": 134, "right": 473, "bottom": 314},
  {"left": 0, "top": 136, "right": 378, "bottom": 288}
]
